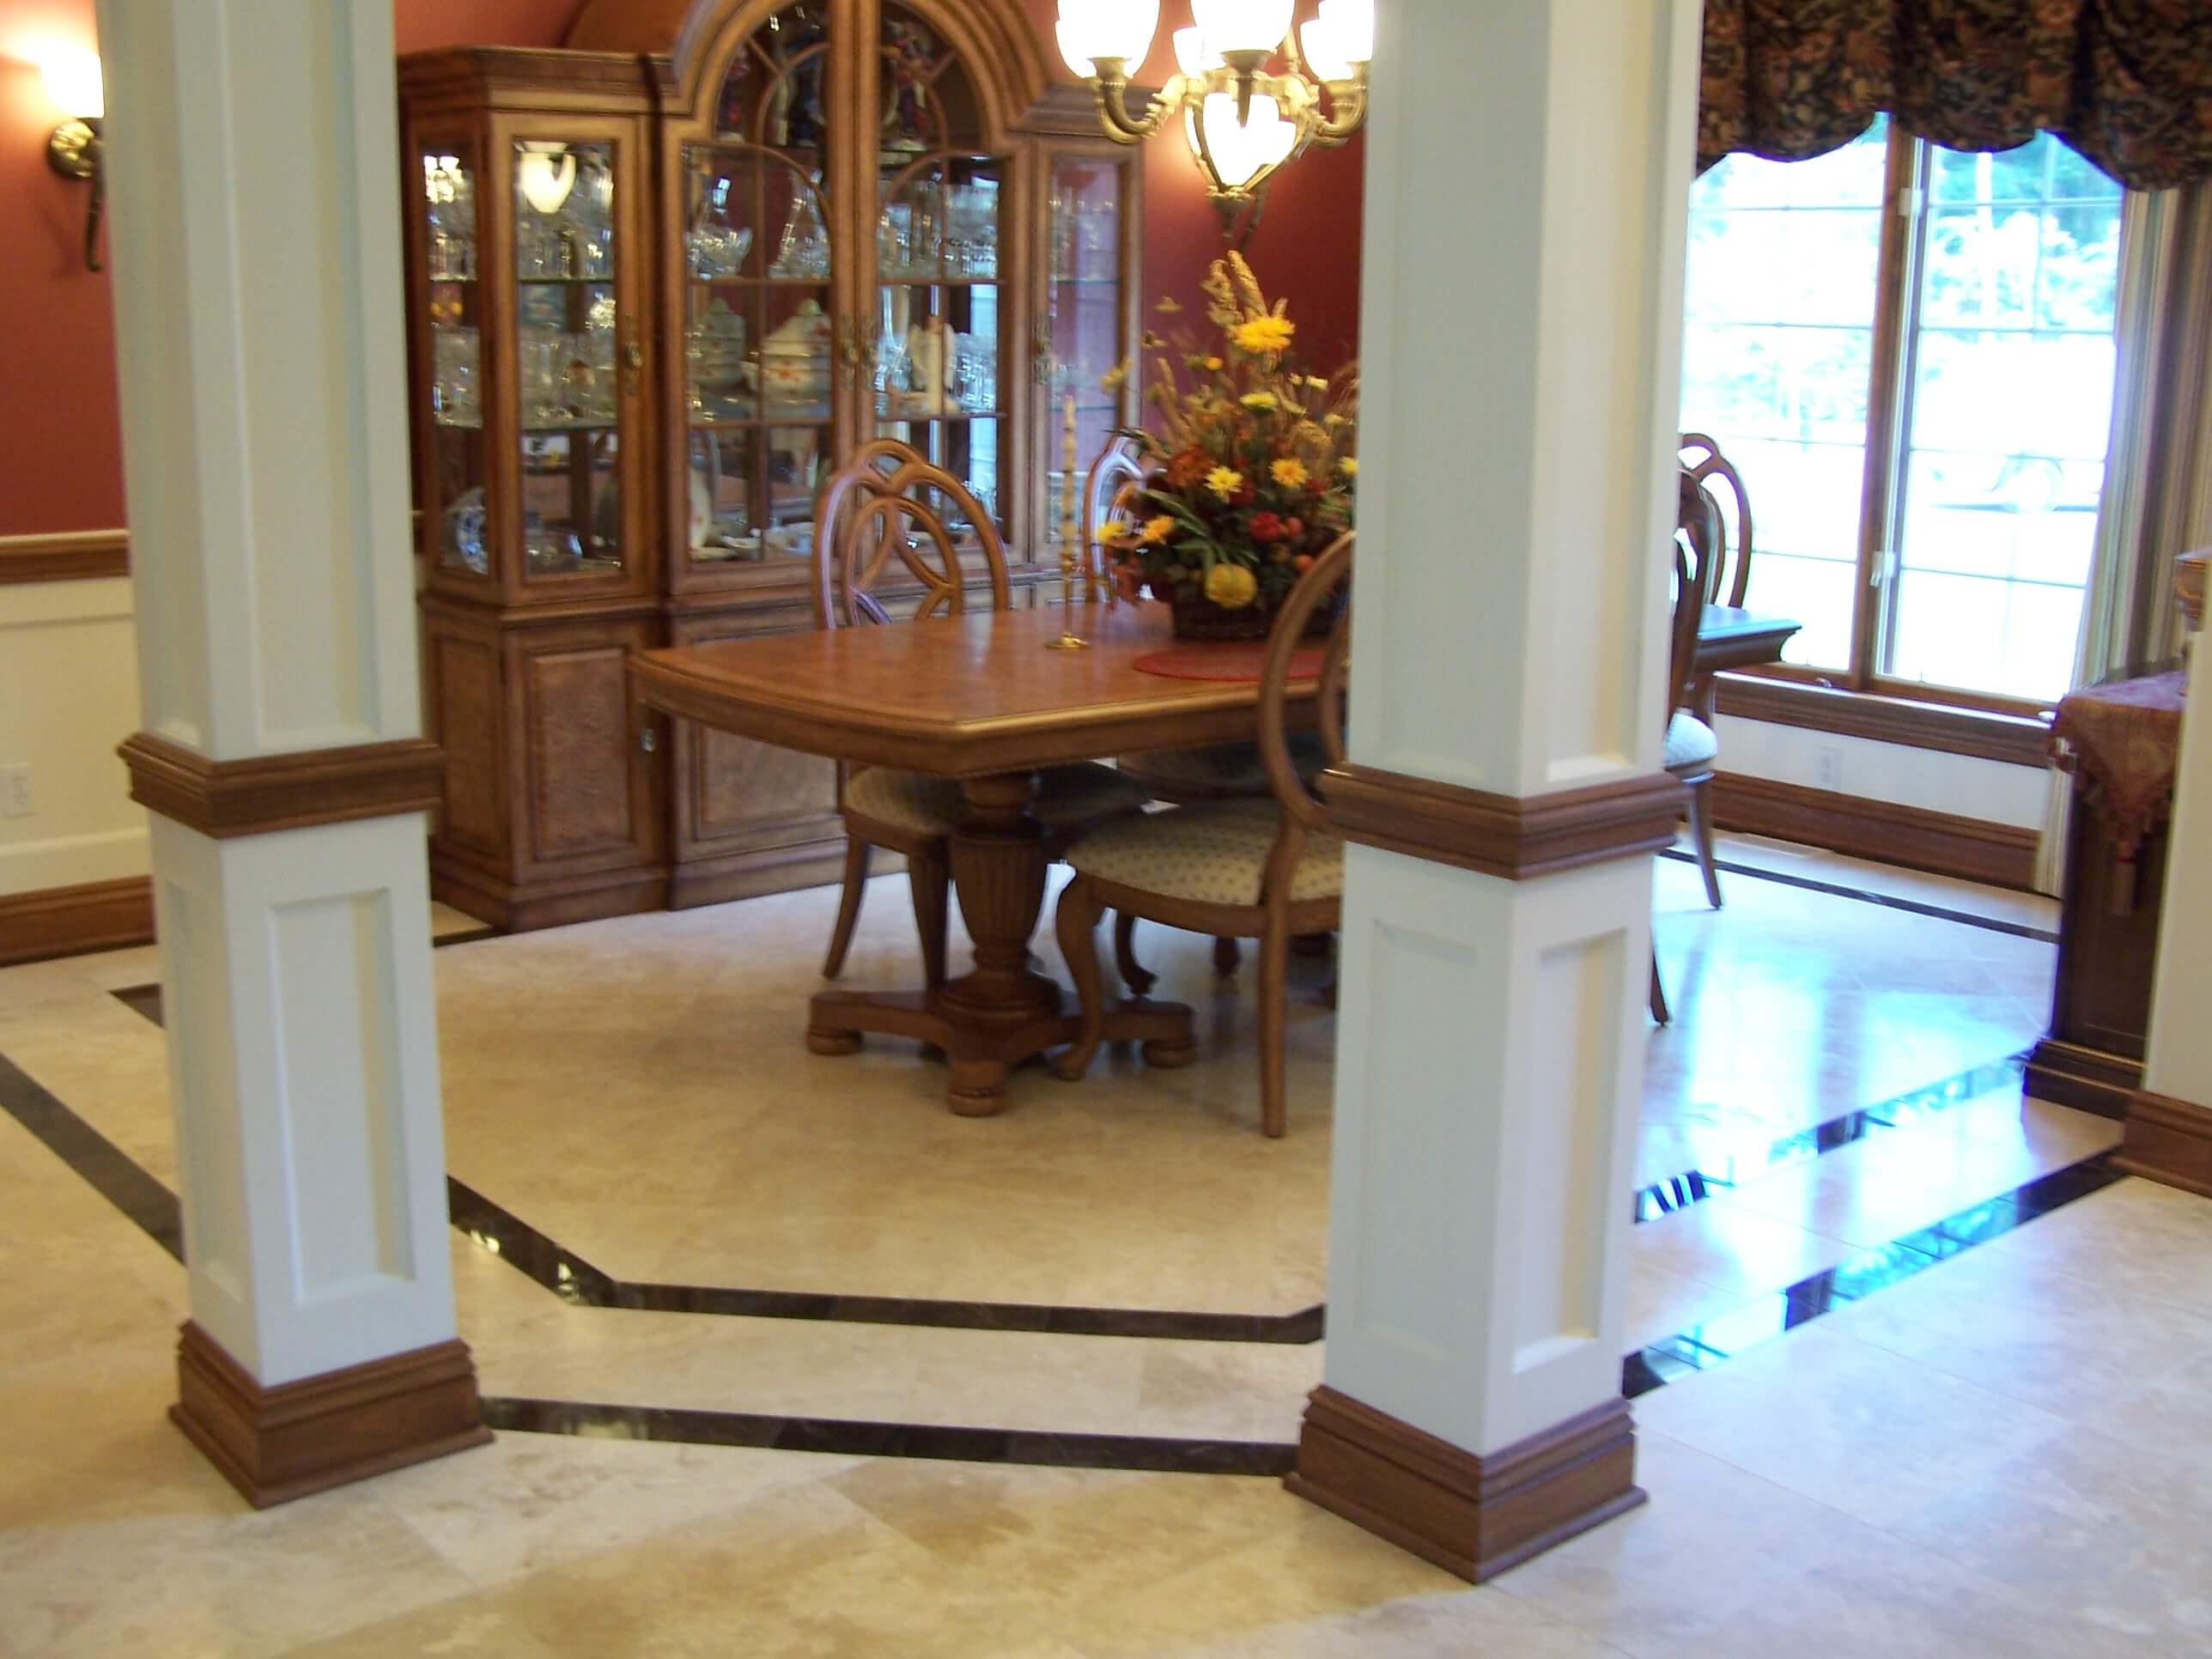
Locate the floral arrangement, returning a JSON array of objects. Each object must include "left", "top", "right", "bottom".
[{"left": 1100, "top": 252, "right": 1356, "bottom": 633}]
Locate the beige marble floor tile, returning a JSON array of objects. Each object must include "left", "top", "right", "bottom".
[
  {"left": 1974, "top": 1175, "right": 2212, "bottom": 1319},
  {"left": 483, "top": 1474, "right": 1066, "bottom": 1659},
  {"left": 1634, "top": 1322, "right": 2071, "bottom": 1532},
  {"left": 1818, "top": 1213, "right": 2212, "bottom": 1422},
  {"left": 368, "top": 1429, "right": 858, "bottom": 1591},
  {"left": 1628, "top": 1194, "right": 1852, "bottom": 1299},
  {"left": 1494, "top": 1426, "right": 1942, "bottom": 1650},
  {"left": 0, "top": 1467, "right": 478, "bottom": 1659},
  {"left": 1881, "top": 1422, "right": 2212, "bottom": 1648},
  {"left": 1621, "top": 1262, "right": 1749, "bottom": 1352},
  {"left": 276, "top": 1601, "right": 559, "bottom": 1658}
]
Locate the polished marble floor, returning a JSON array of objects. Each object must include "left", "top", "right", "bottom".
[{"left": 4, "top": 834, "right": 2208, "bottom": 1655}]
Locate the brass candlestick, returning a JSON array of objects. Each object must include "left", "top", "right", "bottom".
[{"left": 1047, "top": 392, "right": 1089, "bottom": 651}]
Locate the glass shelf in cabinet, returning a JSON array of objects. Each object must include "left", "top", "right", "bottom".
[
  {"left": 520, "top": 417, "right": 623, "bottom": 434},
  {"left": 877, "top": 271, "right": 1001, "bottom": 287}
]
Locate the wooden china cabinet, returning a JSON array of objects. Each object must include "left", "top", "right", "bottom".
[{"left": 398, "top": 0, "right": 1143, "bottom": 929}]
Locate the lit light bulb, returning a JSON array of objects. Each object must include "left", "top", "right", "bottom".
[
  {"left": 1194, "top": 91, "right": 1296, "bottom": 193},
  {"left": 517, "top": 145, "right": 575, "bottom": 216},
  {"left": 1321, "top": 0, "right": 1373, "bottom": 64},
  {"left": 41, "top": 47, "right": 103, "bottom": 120},
  {"left": 1171, "top": 27, "right": 1223, "bottom": 77},
  {"left": 1054, "top": 0, "right": 1159, "bottom": 75},
  {"left": 1190, "top": 0, "right": 1293, "bottom": 56}
]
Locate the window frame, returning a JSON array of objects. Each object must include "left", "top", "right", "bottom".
[{"left": 1709, "top": 125, "right": 2121, "bottom": 741}]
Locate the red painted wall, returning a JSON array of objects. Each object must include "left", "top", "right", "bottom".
[{"left": 0, "top": 0, "right": 1357, "bottom": 537}]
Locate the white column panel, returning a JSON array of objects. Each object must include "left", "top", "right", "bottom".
[
  {"left": 154, "top": 814, "right": 455, "bottom": 1388},
  {"left": 1348, "top": 0, "right": 1697, "bottom": 797},
  {"left": 95, "top": 0, "right": 419, "bottom": 759},
  {"left": 2144, "top": 673, "right": 2212, "bottom": 1103},
  {"left": 1327, "top": 845, "right": 1646, "bottom": 1454}
]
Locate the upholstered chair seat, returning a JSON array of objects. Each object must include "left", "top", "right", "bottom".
[
  {"left": 1065, "top": 797, "right": 1345, "bottom": 908},
  {"left": 1662, "top": 710, "right": 1719, "bottom": 772}
]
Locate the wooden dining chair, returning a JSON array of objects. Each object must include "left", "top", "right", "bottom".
[
  {"left": 1652, "top": 477, "right": 1722, "bottom": 1024},
  {"left": 1668, "top": 455, "right": 1732, "bottom": 910},
  {"left": 1054, "top": 532, "right": 1352, "bottom": 1137},
  {"left": 1078, "top": 434, "right": 1328, "bottom": 984},
  {"left": 813, "top": 441, "right": 1150, "bottom": 988}
]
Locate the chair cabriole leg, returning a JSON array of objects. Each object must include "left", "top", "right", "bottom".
[
  {"left": 1054, "top": 878, "right": 1108, "bottom": 1080},
  {"left": 822, "top": 836, "right": 871, "bottom": 979}
]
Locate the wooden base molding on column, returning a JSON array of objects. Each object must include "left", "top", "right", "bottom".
[
  {"left": 1285, "top": 1387, "right": 1644, "bottom": 1583},
  {"left": 2115, "top": 1091, "right": 2212, "bottom": 1199},
  {"left": 2024, "top": 1038, "right": 2141, "bottom": 1121},
  {"left": 169, "top": 1322, "right": 492, "bottom": 1509}
]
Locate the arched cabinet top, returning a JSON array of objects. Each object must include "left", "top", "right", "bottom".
[{"left": 565, "top": 0, "right": 1052, "bottom": 139}]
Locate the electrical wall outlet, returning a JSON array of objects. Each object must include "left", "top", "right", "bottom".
[
  {"left": 0, "top": 764, "right": 30, "bottom": 818},
  {"left": 1814, "top": 746, "right": 1844, "bottom": 793}
]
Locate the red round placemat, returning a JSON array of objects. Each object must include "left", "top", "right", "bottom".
[{"left": 1133, "top": 643, "right": 1323, "bottom": 682}]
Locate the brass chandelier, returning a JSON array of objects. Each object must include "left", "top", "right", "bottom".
[{"left": 1054, "top": 1, "right": 1373, "bottom": 233}]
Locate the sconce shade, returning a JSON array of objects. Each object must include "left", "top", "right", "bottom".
[
  {"left": 517, "top": 145, "right": 576, "bottom": 215},
  {"left": 41, "top": 48, "right": 104, "bottom": 120},
  {"left": 1190, "top": 0, "right": 1293, "bottom": 55},
  {"left": 1300, "top": 0, "right": 1374, "bottom": 81},
  {"left": 1054, "top": 0, "right": 1159, "bottom": 75},
  {"left": 1196, "top": 90, "right": 1296, "bottom": 193}
]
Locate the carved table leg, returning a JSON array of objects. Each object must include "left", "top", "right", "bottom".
[{"left": 805, "top": 769, "right": 1196, "bottom": 1117}]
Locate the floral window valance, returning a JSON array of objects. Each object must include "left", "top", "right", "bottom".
[{"left": 1699, "top": 0, "right": 2212, "bottom": 191}]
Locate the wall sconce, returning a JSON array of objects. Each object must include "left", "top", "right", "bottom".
[
  {"left": 41, "top": 46, "right": 105, "bottom": 272},
  {"left": 516, "top": 143, "right": 576, "bottom": 216},
  {"left": 1058, "top": 0, "right": 1370, "bottom": 239}
]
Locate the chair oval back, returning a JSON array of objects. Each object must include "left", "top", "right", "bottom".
[
  {"left": 1258, "top": 532, "right": 1352, "bottom": 834},
  {"left": 1668, "top": 473, "right": 1720, "bottom": 730},
  {"left": 811, "top": 440, "right": 1012, "bottom": 629},
  {"left": 1679, "top": 432, "right": 1753, "bottom": 609},
  {"left": 1080, "top": 435, "right": 1146, "bottom": 588}
]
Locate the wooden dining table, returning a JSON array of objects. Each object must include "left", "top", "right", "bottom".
[
  {"left": 631, "top": 599, "right": 1802, "bottom": 1117},
  {"left": 631, "top": 601, "right": 1317, "bottom": 1117}
]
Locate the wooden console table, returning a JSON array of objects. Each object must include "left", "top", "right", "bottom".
[{"left": 2026, "top": 670, "right": 2186, "bottom": 1118}]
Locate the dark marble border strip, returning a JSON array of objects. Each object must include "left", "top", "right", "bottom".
[
  {"left": 480, "top": 1396, "right": 1297, "bottom": 1475},
  {"left": 1659, "top": 846, "right": 2057, "bottom": 943},
  {"left": 0, "top": 1053, "right": 183, "bottom": 1261},
  {"left": 1632, "top": 1051, "right": 2028, "bottom": 1223},
  {"left": 449, "top": 1176, "right": 1328, "bottom": 1344},
  {"left": 1621, "top": 1151, "right": 2124, "bottom": 1400}
]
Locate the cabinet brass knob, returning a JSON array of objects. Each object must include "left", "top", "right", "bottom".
[
  {"left": 638, "top": 726, "right": 658, "bottom": 755},
  {"left": 623, "top": 341, "right": 646, "bottom": 371}
]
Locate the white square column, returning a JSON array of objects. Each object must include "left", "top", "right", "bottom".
[
  {"left": 1285, "top": 0, "right": 1701, "bottom": 1578},
  {"left": 2119, "top": 631, "right": 2212, "bottom": 1191},
  {"left": 96, "top": 0, "right": 486, "bottom": 1504}
]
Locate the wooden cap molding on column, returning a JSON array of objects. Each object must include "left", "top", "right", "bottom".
[
  {"left": 118, "top": 732, "right": 445, "bottom": 838},
  {"left": 1319, "top": 763, "right": 1686, "bottom": 879}
]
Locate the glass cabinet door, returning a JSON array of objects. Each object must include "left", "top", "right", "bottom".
[
  {"left": 1040, "top": 148, "right": 1133, "bottom": 560},
  {"left": 509, "top": 139, "right": 626, "bottom": 583},
  {"left": 682, "top": 2, "right": 838, "bottom": 571},
  {"left": 871, "top": 3, "right": 1011, "bottom": 549},
  {"left": 419, "top": 141, "right": 488, "bottom": 577}
]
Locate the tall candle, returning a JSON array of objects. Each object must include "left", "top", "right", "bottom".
[{"left": 1062, "top": 392, "right": 1079, "bottom": 554}]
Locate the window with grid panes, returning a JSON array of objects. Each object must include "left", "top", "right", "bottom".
[{"left": 1680, "top": 123, "right": 2123, "bottom": 710}]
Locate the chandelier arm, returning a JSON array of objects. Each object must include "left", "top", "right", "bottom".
[
  {"left": 1090, "top": 67, "right": 1184, "bottom": 146},
  {"left": 1310, "top": 84, "right": 1369, "bottom": 145}
]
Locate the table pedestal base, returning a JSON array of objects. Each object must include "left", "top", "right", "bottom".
[{"left": 807, "top": 988, "right": 1196, "bottom": 1115}]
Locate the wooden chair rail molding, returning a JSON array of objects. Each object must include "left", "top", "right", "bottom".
[
  {"left": 118, "top": 733, "right": 447, "bottom": 839},
  {"left": 0, "top": 529, "right": 129, "bottom": 585},
  {"left": 1713, "top": 672, "right": 2053, "bottom": 768},
  {"left": 1317, "top": 763, "right": 1687, "bottom": 879}
]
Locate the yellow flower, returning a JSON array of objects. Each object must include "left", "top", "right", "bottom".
[
  {"left": 1155, "top": 296, "right": 1184, "bottom": 314},
  {"left": 1306, "top": 375, "right": 1331, "bottom": 390},
  {"left": 1205, "top": 562, "right": 1259, "bottom": 609},
  {"left": 1340, "top": 457, "right": 1359, "bottom": 479},
  {"left": 1138, "top": 514, "right": 1175, "bottom": 545},
  {"left": 1206, "top": 466, "right": 1244, "bottom": 501},
  {"left": 1204, "top": 356, "right": 1224, "bottom": 371},
  {"left": 1241, "top": 392, "right": 1279, "bottom": 411},
  {"left": 1231, "top": 315, "right": 1295, "bottom": 355},
  {"left": 1097, "top": 518, "right": 1133, "bottom": 544},
  {"left": 1100, "top": 361, "right": 1131, "bottom": 392},
  {"left": 1271, "top": 457, "right": 1309, "bottom": 489}
]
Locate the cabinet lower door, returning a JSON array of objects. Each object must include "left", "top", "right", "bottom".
[
  {"left": 507, "top": 616, "right": 667, "bottom": 924},
  {"left": 667, "top": 605, "right": 843, "bottom": 908}
]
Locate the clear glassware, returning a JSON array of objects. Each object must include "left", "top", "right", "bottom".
[{"left": 431, "top": 325, "right": 480, "bottom": 426}]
